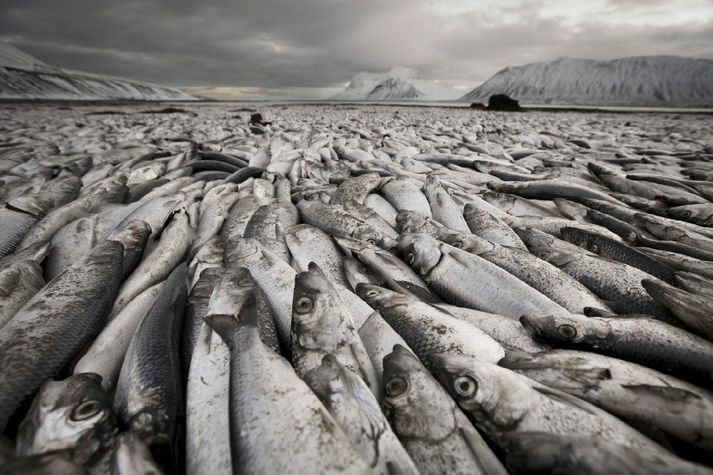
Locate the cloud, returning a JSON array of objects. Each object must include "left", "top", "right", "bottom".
[{"left": 0, "top": 0, "right": 710, "bottom": 98}]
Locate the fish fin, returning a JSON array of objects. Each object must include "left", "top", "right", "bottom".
[
  {"left": 203, "top": 314, "right": 238, "bottom": 345},
  {"left": 532, "top": 384, "right": 603, "bottom": 416},
  {"left": 621, "top": 384, "right": 703, "bottom": 401},
  {"left": 584, "top": 306, "right": 618, "bottom": 318},
  {"left": 447, "top": 247, "right": 481, "bottom": 270},
  {"left": 393, "top": 280, "right": 439, "bottom": 302},
  {"left": 349, "top": 342, "right": 380, "bottom": 398}
]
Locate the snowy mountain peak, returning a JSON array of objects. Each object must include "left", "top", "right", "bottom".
[
  {"left": 332, "top": 68, "right": 459, "bottom": 101},
  {"left": 0, "top": 43, "right": 52, "bottom": 71},
  {"left": 367, "top": 77, "right": 424, "bottom": 100},
  {"left": 461, "top": 55, "right": 713, "bottom": 107},
  {"left": 0, "top": 43, "right": 196, "bottom": 101}
]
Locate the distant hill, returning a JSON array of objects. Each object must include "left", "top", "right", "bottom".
[
  {"left": 332, "top": 68, "right": 460, "bottom": 101},
  {"left": 0, "top": 43, "right": 196, "bottom": 101},
  {"left": 461, "top": 56, "right": 713, "bottom": 107}
]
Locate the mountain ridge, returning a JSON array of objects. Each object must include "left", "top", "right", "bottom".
[
  {"left": 0, "top": 43, "right": 196, "bottom": 101},
  {"left": 461, "top": 55, "right": 713, "bottom": 107}
]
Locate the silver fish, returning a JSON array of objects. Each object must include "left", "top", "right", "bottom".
[
  {"left": 0, "top": 240, "right": 123, "bottom": 431},
  {"left": 305, "top": 355, "right": 419, "bottom": 475},
  {"left": 16, "top": 373, "right": 116, "bottom": 466},
  {"left": 206, "top": 297, "right": 373, "bottom": 474},
  {"left": 291, "top": 263, "right": 379, "bottom": 398},
  {"left": 383, "top": 345, "right": 507, "bottom": 475}
]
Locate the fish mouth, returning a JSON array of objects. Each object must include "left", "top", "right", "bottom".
[{"left": 518, "top": 315, "right": 539, "bottom": 334}]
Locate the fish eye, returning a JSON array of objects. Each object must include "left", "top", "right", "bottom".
[
  {"left": 366, "top": 238, "right": 376, "bottom": 245},
  {"left": 590, "top": 243, "right": 599, "bottom": 253},
  {"left": 557, "top": 324, "right": 577, "bottom": 340},
  {"left": 365, "top": 289, "right": 380, "bottom": 298},
  {"left": 132, "top": 231, "right": 143, "bottom": 240},
  {"left": 406, "top": 252, "right": 416, "bottom": 264},
  {"left": 71, "top": 400, "right": 103, "bottom": 421},
  {"left": 239, "top": 278, "right": 253, "bottom": 286},
  {"left": 295, "top": 296, "right": 314, "bottom": 314},
  {"left": 453, "top": 376, "right": 478, "bottom": 398},
  {"left": 451, "top": 241, "right": 463, "bottom": 249},
  {"left": 385, "top": 376, "right": 408, "bottom": 397}
]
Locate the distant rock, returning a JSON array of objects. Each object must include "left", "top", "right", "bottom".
[
  {"left": 0, "top": 43, "right": 196, "bottom": 101},
  {"left": 460, "top": 56, "right": 713, "bottom": 108},
  {"left": 487, "top": 94, "right": 521, "bottom": 111}
]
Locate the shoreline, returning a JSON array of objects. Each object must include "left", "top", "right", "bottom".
[{"left": 0, "top": 98, "right": 712, "bottom": 115}]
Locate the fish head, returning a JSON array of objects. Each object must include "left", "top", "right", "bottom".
[
  {"left": 207, "top": 267, "right": 256, "bottom": 315},
  {"left": 421, "top": 173, "right": 441, "bottom": 196},
  {"left": 480, "top": 190, "right": 512, "bottom": 207},
  {"left": 437, "top": 229, "right": 493, "bottom": 254},
  {"left": 513, "top": 226, "right": 554, "bottom": 251},
  {"left": 519, "top": 313, "right": 611, "bottom": 345},
  {"left": 7, "top": 194, "right": 54, "bottom": 217},
  {"left": 397, "top": 233, "right": 442, "bottom": 275},
  {"left": 560, "top": 227, "right": 601, "bottom": 254},
  {"left": 16, "top": 373, "right": 116, "bottom": 463},
  {"left": 332, "top": 235, "right": 372, "bottom": 256},
  {"left": 382, "top": 345, "right": 456, "bottom": 438},
  {"left": 587, "top": 162, "right": 618, "bottom": 179},
  {"left": 395, "top": 210, "right": 440, "bottom": 235},
  {"left": 108, "top": 219, "right": 151, "bottom": 251},
  {"left": 189, "top": 235, "right": 224, "bottom": 275},
  {"left": 356, "top": 283, "right": 412, "bottom": 309},
  {"left": 225, "top": 237, "right": 262, "bottom": 264},
  {"left": 292, "top": 263, "right": 344, "bottom": 343},
  {"left": 463, "top": 203, "right": 489, "bottom": 221},
  {"left": 485, "top": 182, "right": 514, "bottom": 194},
  {"left": 284, "top": 223, "right": 317, "bottom": 244},
  {"left": 352, "top": 226, "right": 395, "bottom": 250},
  {"left": 431, "top": 353, "right": 532, "bottom": 429},
  {"left": 203, "top": 182, "right": 237, "bottom": 201}
]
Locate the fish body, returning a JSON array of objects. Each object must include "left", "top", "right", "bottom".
[{"left": 0, "top": 240, "right": 123, "bottom": 431}]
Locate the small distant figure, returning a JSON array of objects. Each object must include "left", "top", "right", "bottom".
[
  {"left": 469, "top": 102, "right": 486, "bottom": 110},
  {"left": 487, "top": 94, "right": 522, "bottom": 111},
  {"left": 249, "top": 112, "right": 265, "bottom": 125}
]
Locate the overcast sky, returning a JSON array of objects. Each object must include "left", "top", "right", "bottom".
[{"left": 1, "top": 0, "right": 711, "bottom": 99}]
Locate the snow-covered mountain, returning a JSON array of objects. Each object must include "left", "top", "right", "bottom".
[
  {"left": 0, "top": 43, "right": 196, "bottom": 101},
  {"left": 366, "top": 77, "right": 424, "bottom": 100},
  {"left": 332, "top": 68, "right": 459, "bottom": 101},
  {"left": 461, "top": 56, "right": 713, "bottom": 108}
]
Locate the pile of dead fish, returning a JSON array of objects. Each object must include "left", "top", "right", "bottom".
[{"left": 1, "top": 104, "right": 713, "bottom": 474}]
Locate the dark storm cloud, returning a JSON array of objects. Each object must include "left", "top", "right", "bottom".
[{"left": 1, "top": 0, "right": 711, "bottom": 98}]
